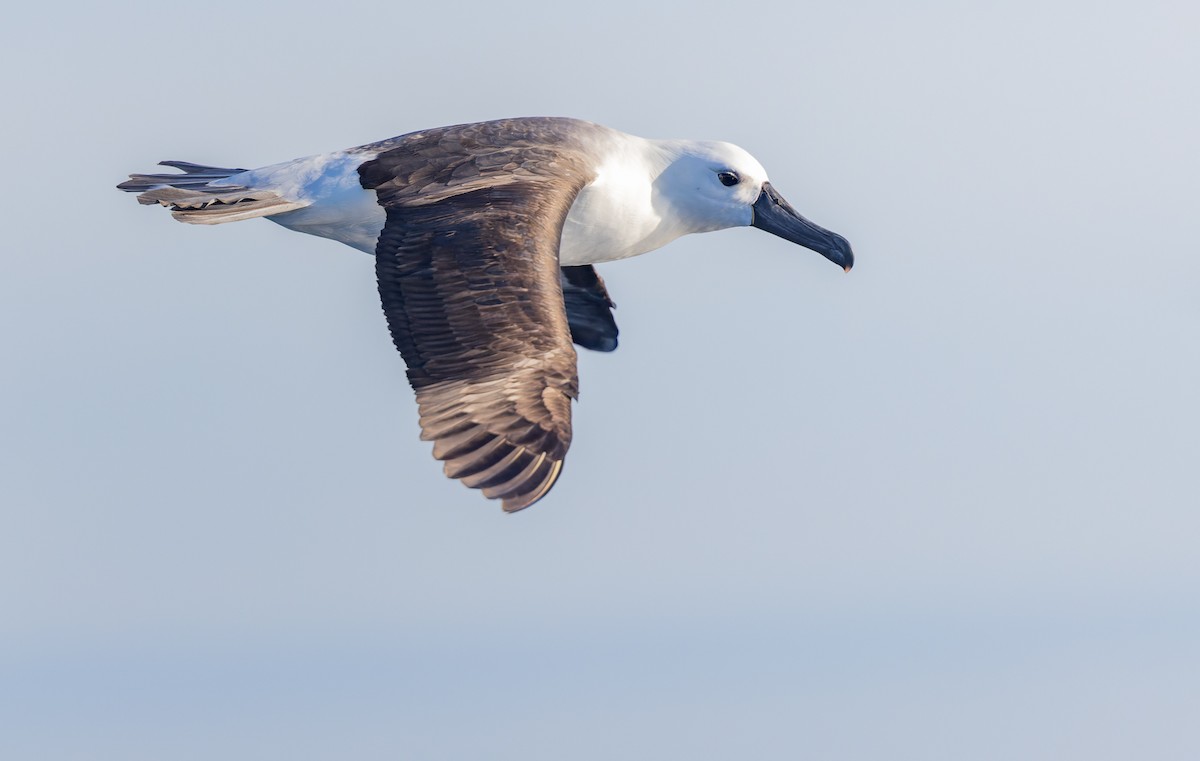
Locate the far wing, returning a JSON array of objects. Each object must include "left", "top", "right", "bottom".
[{"left": 561, "top": 265, "right": 618, "bottom": 352}]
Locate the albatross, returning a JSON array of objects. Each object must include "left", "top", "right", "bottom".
[{"left": 118, "top": 117, "right": 854, "bottom": 512}]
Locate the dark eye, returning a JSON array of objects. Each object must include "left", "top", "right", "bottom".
[{"left": 717, "top": 170, "right": 740, "bottom": 187}]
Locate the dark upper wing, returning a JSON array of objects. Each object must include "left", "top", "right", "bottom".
[
  {"left": 561, "top": 265, "right": 618, "bottom": 352},
  {"left": 359, "top": 119, "right": 601, "bottom": 512}
]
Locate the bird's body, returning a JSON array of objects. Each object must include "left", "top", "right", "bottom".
[
  {"left": 242, "top": 151, "right": 385, "bottom": 254},
  {"left": 119, "top": 117, "right": 853, "bottom": 511}
]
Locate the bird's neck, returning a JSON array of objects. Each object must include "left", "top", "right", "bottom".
[{"left": 559, "top": 135, "right": 693, "bottom": 265}]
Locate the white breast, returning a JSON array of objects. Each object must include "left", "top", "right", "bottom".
[{"left": 558, "top": 139, "right": 686, "bottom": 266}]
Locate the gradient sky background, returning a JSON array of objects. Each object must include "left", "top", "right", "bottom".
[{"left": 3, "top": 2, "right": 1198, "bottom": 759}]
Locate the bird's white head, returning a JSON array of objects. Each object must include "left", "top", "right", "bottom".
[
  {"left": 654, "top": 141, "right": 767, "bottom": 231},
  {"left": 653, "top": 139, "right": 854, "bottom": 271}
]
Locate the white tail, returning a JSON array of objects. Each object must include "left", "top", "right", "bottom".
[{"left": 117, "top": 161, "right": 306, "bottom": 224}]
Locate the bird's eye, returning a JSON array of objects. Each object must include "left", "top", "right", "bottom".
[{"left": 717, "top": 171, "right": 740, "bottom": 187}]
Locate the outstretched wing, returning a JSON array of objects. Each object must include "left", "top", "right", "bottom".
[{"left": 359, "top": 119, "right": 601, "bottom": 511}]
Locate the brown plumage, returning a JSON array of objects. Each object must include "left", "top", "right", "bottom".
[{"left": 360, "top": 119, "right": 603, "bottom": 511}]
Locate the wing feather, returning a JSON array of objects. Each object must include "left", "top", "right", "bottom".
[
  {"left": 561, "top": 265, "right": 619, "bottom": 352},
  {"left": 361, "top": 119, "right": 602, "bottom": 511}
]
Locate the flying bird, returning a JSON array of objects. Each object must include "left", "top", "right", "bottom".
[{"left": 118, "top": 117, "right": 853, "bottom": 512}]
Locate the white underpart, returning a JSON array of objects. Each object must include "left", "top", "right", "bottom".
[
  {"left": 558, "top": 136, "right": 676, "bottom": 265},
  {"left": 217, "top": 151, "right": 386, "bottom": 254}
]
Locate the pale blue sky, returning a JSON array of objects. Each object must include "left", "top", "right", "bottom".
[{"left": 2, "top": 2, "right": 1198, "bottom": 759}]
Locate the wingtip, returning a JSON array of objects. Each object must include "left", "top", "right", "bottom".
[{"left": 501, "top": 459, "right": 564, "bottom": 513}]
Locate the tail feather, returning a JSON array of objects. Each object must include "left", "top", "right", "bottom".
[
  {"left": 116, "top": 160, "right": 249, "bottom": 193},
  {"left": 117, "top": 161, "right": 307, "bottom": 224},
  {"left": 158, "top": 160, "right": 248, "bottom": 175}
]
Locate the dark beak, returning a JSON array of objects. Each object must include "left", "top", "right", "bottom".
[{"left": 751, "top": 182, "right": 854, "bottom": 271}]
